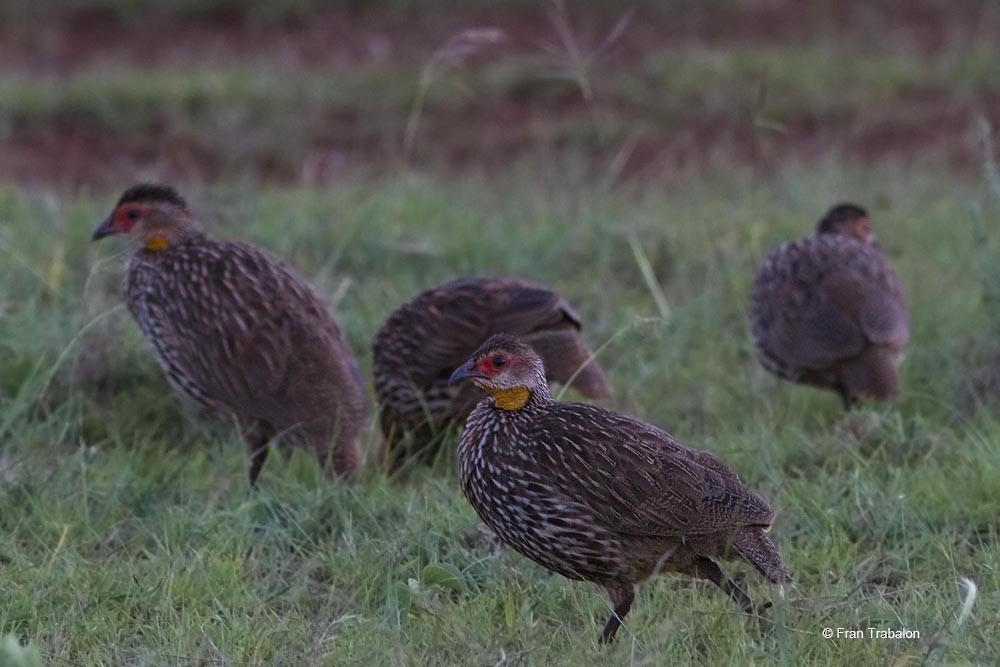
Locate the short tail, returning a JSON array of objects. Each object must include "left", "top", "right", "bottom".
[
  {"left": 568, "top": 360, "right": 611, "bottom": 399},
  {"left": 523, "top": 327, "right": 611, "bottom": 399},
  {"left": 839, "top": 346, "right": 901, "bottom": 401},
  {"left": 733, "top": 529, "right": 792, "bottom": 584}
]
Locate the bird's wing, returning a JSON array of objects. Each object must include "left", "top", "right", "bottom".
[
  {"left": 226, "top": 247, "right": 362, "bottom": 424},
  {"left": 190, "top": 244, "right": 345, "bottom": 420},
  {"left": 858, "top": 262, "right": 909, "bottom": 347},
  {"left": 528, "top": 404, "right": 775, "bottom": 538},
  {"left": 761, "top": 268, "right": 869, "bottom": 370},
  {"left": 522, "top": 326, "right": 610, "bottom": 398},
  {"left": 755, "top": 239, "right": 909, "bottom": 370},
  {"left": 411, "top": 278, "right": 581, "bottom": 384}
]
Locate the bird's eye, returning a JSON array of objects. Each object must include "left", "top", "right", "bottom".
[
  {"left": 126, "top": 210, "right": 140, "bottom": 221},
  {"left": 492, "top": 356, "right": 506, "bottom": 368}
]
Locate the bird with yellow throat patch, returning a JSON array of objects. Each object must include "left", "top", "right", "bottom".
[
  {"left": 450, "top": 334, "right": 790, "bottom": 642},
  {"left": 92, "top": 184, "right": 368, "bottom": 485}
]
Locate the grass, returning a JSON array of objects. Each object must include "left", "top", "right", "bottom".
[
  {"left": 3, "top": 30, "right": 998, "bottom": 181},
  {"left": 1, "top": 161, "right": 999, "bottom": 664},
  {"left": 2, "top": 2, "right": 1000, "bottom": 664}
]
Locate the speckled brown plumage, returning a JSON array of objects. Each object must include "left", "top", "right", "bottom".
[
  {"left": 93, "top": 184, "right": 368, "bottom": 484},
  {"left": 450, "top": 334, "right": 789, "bottom": 642},
  {"left": 750, "top": 204, "right": 909, "bottom": 409},
  {"left": 373, "top": 277, "right": 609, "bottom": 466}
]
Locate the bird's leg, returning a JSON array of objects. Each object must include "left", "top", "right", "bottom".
[
  {"left": 600, "top": 584, "right": 635, "bottom": 643},
  {"left": 838, "top": 386, "right": 856, "bottom": 411},
  {"left": 242, "top": 421, "right": 275, "bottom": 488},
  {"left": 328, "top": 435, "right": 361, "bottom": 479},
  {"left": 693, "top": 557, "right": 758, "bottom": 616}
]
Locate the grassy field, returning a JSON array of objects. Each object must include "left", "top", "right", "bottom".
[{"left": 2, "top": 2, "right": 1000, "bottom": 665}]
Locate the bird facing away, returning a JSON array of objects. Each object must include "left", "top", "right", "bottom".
[
  {"left": 750, "top": 203, "right": 909, "bottom": 409},
  {"left": 92, "top": 184, "right": 368, "bottom": 485},
  {"left": 450, "top": 334, "right": 790, "bottom": 642},
  {"left": 373, "top": 277, "right": 609, "bottom": 468}
]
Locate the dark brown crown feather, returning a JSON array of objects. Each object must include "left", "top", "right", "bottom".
[
  {"left": 116, "top": 184, "right": 188, "bottom": 209},
  {"left": 472, "top": 333, "right": 534, "bottom": 359},
  {"left": 817, "top": 202, "right": 868, "bottom": 234}
]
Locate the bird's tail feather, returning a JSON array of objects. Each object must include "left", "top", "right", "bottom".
[
  {"left": 840, "top": 346, "right": 901, "bottom": 401},
  {"left": 733, "top": 530, "right": 791, "bottom": 584}
]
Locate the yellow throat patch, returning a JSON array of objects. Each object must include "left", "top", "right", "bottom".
[
  {"left": 486, "top": 386, "right": 531, "bottom": 411},
  {"left": 144, "top": 235, "right": 170, "bottom": 251}
]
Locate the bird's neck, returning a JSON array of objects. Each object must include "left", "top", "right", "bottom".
[
  {"left": 137, "top": 226, "right": 205, "bottom": 253},
  {"left": 485, "top": 386, "right": 532, "bottom": 411},
  {"left": 143, "top": 235, "right": 171, "bottom": 251}
]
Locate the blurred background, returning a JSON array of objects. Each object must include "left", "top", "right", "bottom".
[
  {"left": 2, "top": 2, "right": 1000, "bottom": 664},
  {"left": 2, "top": 0, "right": 998, "bottom": 189}
]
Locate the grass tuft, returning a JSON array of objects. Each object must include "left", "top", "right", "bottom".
[{"left": 0, "top": 163, "right": 998, "bottom": 663}]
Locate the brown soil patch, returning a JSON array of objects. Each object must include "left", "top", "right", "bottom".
[
  {"left": 5, "top": 1, "right": 1000, "bottom": 73},
  {"left": 2, "top": 1, "right": 1000, "bottom": 189},
  {"left": 4, "top": 88, "right": 995, "bottom": 189}
]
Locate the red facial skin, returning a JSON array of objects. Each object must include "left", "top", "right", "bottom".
[
  {"left": 449, "top": 352, "right": 522, "bottom": 386},
  {"left": 91, "top": 203, "right": 150, "bottom": 241},
  {"left": 93, "top": 203, "right": 148, "bottom": 240},
  {"left": 110, "top": 204, "right": 147, "bottom": 234},
  {"left": 854, "top": 217, "right": 875, "bottom": 243},
  {"left": 476, "top": 354, "right": 519, "bottom": 377}
]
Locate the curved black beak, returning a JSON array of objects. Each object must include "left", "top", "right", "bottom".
[
  {"left": 449, "top": 362, "right": 488, "bottom": 386},
  {"left": 91, "top": 216, "right": 115, "bottom": 242}
]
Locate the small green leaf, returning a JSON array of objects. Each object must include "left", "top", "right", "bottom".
[
  {"left": 421, "top": 562, "right": 469, "bottom": 594},
  {"left": 504, "top": 594, "right": 517, "bottom": 629},
  {"left": 386, "top": 581, "right": 414, "bottom": 627}
]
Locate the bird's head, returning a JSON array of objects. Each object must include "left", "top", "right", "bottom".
[
  {"left": 92, "top": 184, "right": 199, "bottom": 251},
  {"left": 448, "top": 334, "right": 548, "bottom": 410},
  {"left": 816, "top": 203, "right": 874, "bottom": 244}
]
